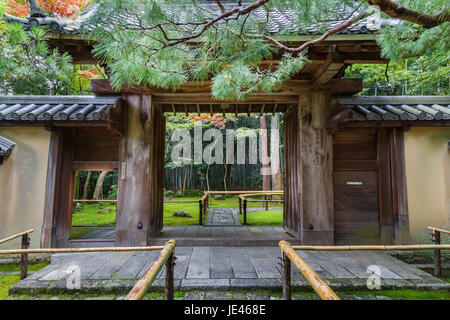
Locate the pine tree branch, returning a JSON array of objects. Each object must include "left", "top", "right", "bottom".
[
  {"left": 213, "top": 0, "right": 226, "bottom": 14},
  {"left": 253, "top": 8, "right": 375, "bottom": 53},
  {"left": 155, "top": 0, "right": 269, "bottom": 46},
  {"left": 366, "top": 0, "right": 449, "bottom": 28}
]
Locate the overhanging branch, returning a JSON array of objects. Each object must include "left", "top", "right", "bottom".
[{"left": 367, "top": 0, "right": 449, "bottom": 28}]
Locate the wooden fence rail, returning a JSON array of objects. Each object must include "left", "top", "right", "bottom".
[
  {"left": 292, "top": 241, "right": 450, "bottom": 279},
  {"left": 125, "top": 240, "right": 176, "bottom": 300},
  {"left": 279, "top": 240, "right": 340, "bottom": 300},
  {"left": 428, "top": 226, "right": 450, "bottom": 277},
  {"left": 0, "top": 242, "right": 176, "bottom": 296},
  {"left": 0, "top": 229, "right": 34, "bottom": 280},
  {"left": 239, "top": 192, "right": 284, "bottom": 225}
]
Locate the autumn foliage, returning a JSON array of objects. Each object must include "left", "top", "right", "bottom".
[
  {"left": 7, "top": 0, "right": 91, "bottom": 18},
  {"left": 189, "top": 114, "right": 228, "bottom": 129}
]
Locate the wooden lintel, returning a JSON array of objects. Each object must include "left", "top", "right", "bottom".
[
  {"left": 73, "top": 161, "right": 118, "bottom": 172},
  {"left": 92, "top": 79, "right": 362, "bottom": 103}
]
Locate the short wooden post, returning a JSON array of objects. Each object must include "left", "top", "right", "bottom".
[
  {"left": 433, "top": 230, "right": 441, "bottom": 277},
  {"left": 199, "top": 200, "right": 203, "bottom": 225},
  {"left": 265, "top": 195, "right": 269, "bottom": 211},
  {"left": 282, "top": 251, "right": 291, "bottom": 300},
  {"left": 238, "top": 198, "right": 242, "bottom": 215},
  {"left": 243, "top": 200, "right": 247, "bottom": 225},
  {"left": 165, "top": 252, "right": 175, "bottom": 300},
  {"left": 20, "top": 233, "right": 30, "bottom": 280}
]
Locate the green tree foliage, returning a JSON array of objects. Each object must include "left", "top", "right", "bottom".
[
  {"left": 346, "top": 54, "right": 449, "bottom": 96},
  {"left": 87, "top": 0, "right": 449, "bottom": 100},
  {"left": 0, "top": 22, "right": 74, "bottom": 94}
]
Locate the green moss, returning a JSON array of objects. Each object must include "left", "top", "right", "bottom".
[
  {"left": 0, "top": 260, "right": 50, "bottom": 273},
  {"left": 238, "top": 209, "right": 283, "bottom": 225},
  {"left": 72, "top": 203, "right": 117, "bottom": 227},
  {"left": 70, "top": 227, "right": 101, "bottom": 239},
  {"left": 334, "top": 289, "right": 450, "bottom": 300},
  {"left": 0, "top": 274, "right": 20, "bottom": 300}
]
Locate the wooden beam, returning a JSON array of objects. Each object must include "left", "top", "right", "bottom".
[
  {"left": 92, "top": 79, "right": 363, "bottom": 101},
  {"left": 327, "top": 109, "right": 352, "bottom": 134},
  {"left": 72, "top": 161, "right": 118, "bottom": 171},
  {"left": 313, "top": 52, "right": 345, "bottom": 85}
]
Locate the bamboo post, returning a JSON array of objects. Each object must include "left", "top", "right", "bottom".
[
  {"left": 165, "top": 251, "right": 175, "bottom": 300},
  {"left": 265, "top": 195, "right": 269, "bottom": 211},
  {"left": 282, "top": 251, "right": 291, "bottom": 300},
  {"left": 279, "top": 241, "right": 340, "bottom": 300},
  {"left": 199, "top": 200, "right": 203, "bottom": 225},
  {"left": 125, "top": 240, "right": 176, "bottom": 300},
  {"left": 243, "top": 199, "right": 247, "bottom": 225},
  {"left": 238, "top": 197, "right": 242, "bottom": 215},
  {"left": 20, "top": 233, "right": 30, "bottom": 280},
  {"left": 433, "top": 230, "right": 441, "bottom": 277}
]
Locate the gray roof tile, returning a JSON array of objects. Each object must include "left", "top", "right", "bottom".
[
  {"left": 336, "top": 96, "right": 450, "bottom": 122},
  {"left": 0, "top": 96, "right": 119, "bottom": 122}
]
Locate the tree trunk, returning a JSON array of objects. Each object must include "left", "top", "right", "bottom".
[
  {"left": 82, "top": 171, "right": 91, "bottom": 200},
  {"left": 93, "top": 171, "right": 108, "bottom": 200},
  {"left": 223, "top": 163, "right": 228, "bottom": 191},
  {"left": 261, "top": 114, "right": 271, "bottom": 206},
  {"left": 73, "top": 171, "right": 80, "bottom": 200},
  {"left": 271, "top": 113, "right": 283, "bottom": 199}
]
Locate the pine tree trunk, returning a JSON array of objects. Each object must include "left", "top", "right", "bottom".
[{"left": 93, "top": 171, "right": 108, "bottom": 200}]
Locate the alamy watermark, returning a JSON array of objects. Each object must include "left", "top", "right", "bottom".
[
  {"left": 366, "top": 265, "right": 381, "bottom": 290},
  {"left": 170, "top": 121, "right": 280, "bottom": 176}
]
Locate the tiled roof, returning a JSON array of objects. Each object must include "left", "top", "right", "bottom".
[
  {"left": 4, "top": 3, "right": 388, "bottom": 36},
  {"left": 336, "top": 96, "right": 450, "bottom": 121},
  {"left": 0, "top": 136, "right": 15, "bottom": 164},
  {"left": 0, "top": 96, "right": 120, "bottom": 122}
]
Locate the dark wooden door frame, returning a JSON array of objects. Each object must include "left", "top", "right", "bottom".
[{"left": 41, "top": 127, "right": 75, "bottom": 248}]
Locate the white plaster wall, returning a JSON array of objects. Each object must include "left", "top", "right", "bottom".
[{"left": 0, "top": 127, "right": 50, "bottom": 250}]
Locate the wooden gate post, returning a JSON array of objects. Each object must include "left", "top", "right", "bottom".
[
  {"left": 116, "top": 95, "right": 165, "bottom": 246},
  {"left": 243, "top": 199, "right": 247, "bottom": 225},
  {"left": 282, "top": 251, "right": 291, "bottom": 300},
  {"left": 20, "top": 233, "right": 30, "bottom": 279},
  {"left": 433, "top": 230, "right": 441, "bottom": 277},
  {"left": 165, "top": 251, "right": 175, "bottom": 300},
  {"left": 199, "top": 200, "right": 203, "bottom": 225},
  {"left": 299, "top": 92, "right": 334, "bottom": 244}
]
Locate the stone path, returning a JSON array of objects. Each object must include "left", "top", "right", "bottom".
[
  {"left": 204, "top": 208, "right": 283, "bottom": 226},
  {"left": 204, "top": 208, "right": 241, "bottom": 226},
  {"left": 10, "top": 248, "right": 449, "bottom": 295}
]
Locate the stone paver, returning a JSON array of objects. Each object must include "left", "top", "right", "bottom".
[
  {"left": 9, "top": 247, "right": 450, "bottom": 295},
  {"left": 205, "top": 208, "right": 241, "bottom": 226}
]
